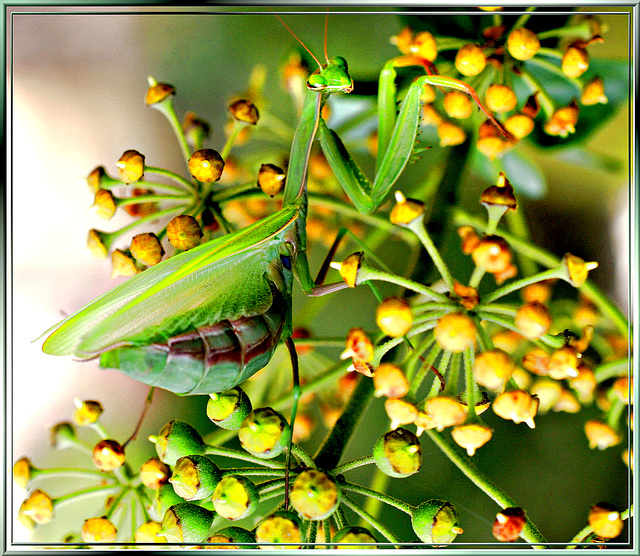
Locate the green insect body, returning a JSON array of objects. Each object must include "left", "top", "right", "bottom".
[{"left": 42, "top": 57, "right": 354, "bottom": 396}]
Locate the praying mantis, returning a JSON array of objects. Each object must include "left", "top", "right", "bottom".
[{"left": 41, "top": 13, "right": 503, "bottom": 430}]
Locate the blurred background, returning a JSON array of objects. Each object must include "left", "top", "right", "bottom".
[{"left": 10, "top": 5, "right": 630, "bottom": 545}]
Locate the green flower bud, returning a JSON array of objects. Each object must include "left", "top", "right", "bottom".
[
  {"left": 151, "top": 483, "right": 185, "bottom": 522},
  {"left": 206, "top": 526, "right": 256, "bottom": 547},
  {"left": 207, "top": 388, "right": 252, "bottom": 430},
  {"left": 169, "top": 455, "right": 221, "bottom": 501},
  {"left": 373, "top": 428, "right": 421, "bottom": 478},
  {"left": 238, "top": 407, "right": 291, "bottom": 459},
  {"left": 332, "top": 526, "right": 378, "bottom": 547},
  {"left": 211, "top": 475, "right": 259, "bottom": 521},
  {"left": 255, "top": 509, "right": 304, "bottom": 547},
  {"left": 290, "top": 469, "right": 341, "bottom": 521},
  {"left": 412, "top": 500, "right": 462, "bottom": 544},
  {"left": 50, "top": 422, "right": 77, "bottom": 450},
  {"left": 152, "top": 420, "right": 206, "bottom": 466},
  {"left": 158, "top": 502, "right": 215, "bottom": 543},
  {"left": 167, "top": 215, "right": 203, "bottom": 251}
]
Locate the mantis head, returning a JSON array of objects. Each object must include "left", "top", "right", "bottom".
[{"left": 307, "top": 56, "right": 354, "bottom": 94}]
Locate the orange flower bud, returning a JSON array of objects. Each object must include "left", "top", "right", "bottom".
[
  {"left": 331, "top": 252, "right": 363, "bottom": 288},
  {"left": 588, "top": 503, "right": 624, "bottom": 539},
  {"left": 390, "top": 191, "right": 425, "bottom": 225},
  {"left": 390, "top": 26, "right": 413, "bottom": 55},
  {"left": 493, "top": 507, "right": 527, "bottom": 542},
  {"left": 569, "top": 364, "right": 597, "bottom": 403},
  {"left": 455, "top": 44, "right": 487, "bottom": 76},
  {"left": 340, "top": 328, "right": 374, "bottom": 363},
  {"left": 457, "top": 226, "right": 481, "bottom": 254},
  {"left": 521, "top": 280, "right": 554, "bottom": 304},
  {"left": 13, "top": 457, "right": 34, "bottom": 489},
  {"left": 547, "top": 346, "right": 580, "bottom": 380},
  {"left": 412, "top": 31, "right": 438, "bottom": 61},
  {"left": 145, "top": 80, "right": 175, "bottom": 105},
  {"left": 522, "top": 347, "right": 550, "bottom": 376},
  {"left": 453, "top": 281, "right": 479, "bottom": 310},
  {"left": 544, "top": 102, "right": 580, "bottom": 138},
  {"left": 530, "top": 378, "right": 562, "bottom": 413},
  {"left": 552, "top": 389, "right": 581, "bottom": 413},
  {"left": 480, "top": 172, "right": 517, "bottom": 212},
  {"left": 182, "top": 111, "right": 211, "bottom": 147}
]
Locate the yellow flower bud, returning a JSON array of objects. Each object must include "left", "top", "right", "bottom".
[
  {"left": 455, "top": 44, "right": 487, "bottom": 76},
  {"left": 417, "top": 396, "right": 467, "bottom": 433},
  {"left": 116, "top": 149, "right": 145, "bottom": 184},
  {"left": 584, "top": 420, "right": 621, "bottom": 450},
  {"left": 81, "top": 516, "right": 118, "bottom": 543},
  {"left": 385, "top": 397, "right": 419, "bottom": 428},
  {"left": 588, "top": 503, "right": 624, "bottom": 539},
  {"left": 562, "top": 253, "right": 598, "bottom": 287},
  {"left": 130, "top": 232, "right": 165, "bottom": 266},
  {"left": 188, "top": 148, "right": 225, "bottom": 183},
  {"left": 473, "top": 349, "right": 515, "bottom": 392},
  {"left": 411, "top": 31, "right": 438, "bottom": 62},
  {"left": 145, "top": 80, "right": 175, "bottom": 105},
  {"left": 331, "top": 252, "right": 364, "bottom": 288},
  {"left": 290, "top": 469, "right": 340, "bottom": 521},
  {"left": 530, "top": 378, "right": 562, "bottom": 413},
  {"left": 472, "top": 235, "right": 513, "bottom": 274},
  {"left": 544, "top": 102, "right": 580, "bottom": 138},
  {"left": 111, "top": 249, "right": 140, "bottom": 279},
  {"left": 562, "top": 45, "right": 589, "bottom": 78},
  {"left": 340, "top": 328, "right": 374, "bottom": 363},
  {"left": 443, "top": 91, "right": 473, "bottom": 119},
  {"left": 547, "top": 346, "right": 580, "bottom": 380},
  {"left": 581, "top": 76, "right": 608, "bottom": 105},
  {"left": 451, "top": 422, "right": 493, "bottom": 456},
  {"left": 374, "top": 363, "right": 410, "bottom": 398},
  {"left": 507, "top": 27, "right": 540, "bottom": 60},
  {"left": 229, "top": 99, "right": 259, "bottom": 125},
  {"left": 453, "top": 281, "right": 479, "bottom": 310},
  {"left": 92, "top": 439, "right": 126, "bottom": 472},
  {"left": 434, "top": 312, "right": 476, "bottom": 352},
  {"left": 504, "top": 113, "right": 535, "bottom": 140},
  {"left": 140, "top": 458, "right": 170, "bottom": 490},
  {"left": 13, "top": 457, "right": 34, "bottom": 489},
  {"left": 438, "top": 122, "right": 467, "bottom": 147},
  {"left": 457, "top": 226, "right": 481, "bottom": 254},
  {"left": 167, "top": 215, "right": 203, "bottom": 251},
  {"left": 19, "top": 489, "right": 53, "bottom": 525},
  {"left": 492, "top": 390, "right": 539, "bottom": 428},
  {"left": 514, "top": 302, "right": 552, "bottom": 340},
  {"left": 257, "top": 163, "right": 285, "bottom": 197},
  {"left": 390, "top": 26, "right": 413, "bottom": 55},
  {"left": 485, "top": 84, "right": 517, "bottom": 113},
  {"left": 376, "top": 297, "right": 413, "bottom": 337},
  {"left": 135, "top": 521, "right": 167, "bottom": 543},
  {"left": 390, "top": 190, "right": 425, "bottom": 225},
  {"left": 73, "top": 399, "right": 103, "bottom": 426},
  {"left": 86, "top": 166, "right": 108, "bottom": 194}
]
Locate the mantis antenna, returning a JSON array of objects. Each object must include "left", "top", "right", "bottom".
[{"left": 269, "top": 9, "right": 324, "bottom": 71}]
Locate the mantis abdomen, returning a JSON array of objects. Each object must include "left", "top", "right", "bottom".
[{"left": 98, "top": 288, "right": 287, "bottom": 395}]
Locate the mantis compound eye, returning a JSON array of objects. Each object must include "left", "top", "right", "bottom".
[{"left": 280, "top": 255, "right": 293, "bottom": 271}]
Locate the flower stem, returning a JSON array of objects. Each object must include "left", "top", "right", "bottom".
[
  {"left": 332, "top": 455, "right": 375, "bottom": 475},
  {"left": 53, "top": 484, "right": 123, "bottom": 511},
  {"left": 145, "top": 166, "right": 195, "bottom": 193},
  {"left": 425, "top": 429, "right": 548, "bottom": 546},
  {"left": 407, "top": 219, "right": 455, "bottom": 291},
  {"left": 594, "top": 358, "right": 629, "bottom": 383},
  {"left": 31, "top": 468, "right": 112, "bottom": 482},
  {"left": 341, "top": 494, "right": 402, "bottom": 544},
  {"left": 291, "top": 443, "right": 317, "bottom": 469},
  {"left": 481, "top": 267, "right": 564, "bottom": 304},
  {"left": 341, "top": 482, "right": 413, "bottom": 515},
  {"left": 203, "top": 445, "right": 286, "bottom": 469},
  {"left": 357, "top": 266, "right": 451, "bottom": 303}
]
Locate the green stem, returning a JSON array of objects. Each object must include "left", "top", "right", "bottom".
[
  {"left": 341, "top": 482, "right": 413, "bottom": 515},
  {"left": 53, "top": 484, "right": 123, "bottom": 511},
  {"left": 220, "top": 120, "right": 246, "bottom": 161},
  {"left": 203, "top": 445, "right": 286, "bottom": 469},
  {"left": 221, "top": 467, "right": 286, "bottom": 477},
  {"left": 481, "top": 267, "right": 565, "bottom": 304},
  {"left": 152, "top": 101, "right": 192, "bottom": 165},
  {"left": 291, "top": 443, "right": 317, "bottom": 469},
  {"left": 314, "top": 375, "right": 375, "bottom": 471},
  {"left": 511, "top": 8, "right": 536, "bottom": 30},
  {"left": 332, "top": 455, "right": 375, "bottom": 475},
  {"left": 536, "top": 20, "right": 593, "bottom": 41},
  {"left": 341, "top": 494, "right": 402, "bottom": 544},
  {"left": 469, "top": 265, "right": 486, "bottom": 290},
  {"left": 463, "top": 346, "right": 478, "bottom": 420},
  {"left": 506, "top": 209, "right": 538, "bottom": 277},
  {"left": 30, "top": 468, "right": 112, "bottom": 482},
  {"left": 104, "top": 486, "right": 130, "bottom": 520},
  {"left": 606, "top": 398, "right": 626, "bottom": 430},
  {"left": 516, "top": 66, "right": 556, "bottom": 119},
  {"left": 409, "top": 342, "right": 442, "bottom": 396},
  {"left": 454, "top": 209, "right": 629, "bottom": 337},
  {"left": 145, "top": 166, "right": 195, "bottom": 193},
  {"left": 474, "top": 310, "right": 564, "bottom": 349},
  {"left": 407, "top": 219, "right": 455, "bottom": 291},
  {"left": 116, "top": 193, "right": 190, "bottom": 207},
  {"left": 594, "top": 358, "right": 629, "bottom": 383},
  {"left": 526, "top": 55, "right": 583, "bottom": 94},
  {"left": 357, "top": 266, "right": 451, "bottom": 303},
  {"left": 425, "top": 429, "right": 548, "bottom": 546}
]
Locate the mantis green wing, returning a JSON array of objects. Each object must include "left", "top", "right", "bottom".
[{"left": 42, "top": 206, "right": 298, "bottom": 359}]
